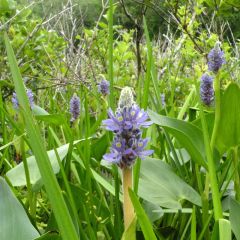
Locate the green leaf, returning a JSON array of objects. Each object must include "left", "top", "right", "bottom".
[
  {"left": 6, "top": 141, "right": 82, "bottom": 188},
  {"left": 148, "top": 109, "right": 207, "bottom": 168},
  {"left": 129, "top": 189, "right": 157, "bottom": 240},
  {"left": 230, "top": 198, "right": 240, "bottom": 240},
  {"left": 0, "top": 177, "right": 40, "bottom": 240},
  {"left": 211, "top": 219, "right": 232, "bottom": 240},
  {"left": 142, "top": 201, "right": 163, "bottom": 223},
  {"left": 121, "top": 217, "right": 136, "bottom": 240},
  {"left": 34, "top": 232, "right": 61, "bottom": 240},
  {"left": 139, "top": 157, "right": 201, "bottom": 208},
  {"left": 32, "top": 105, "right": 49, "bottom": 116},
  {"left": 0, "top": 0, "right": 16, "bottom": 14},
  {"left": 91, "top": 134, "right": 108, "bottom": 161},
  {"left": 219, "top": 219, "right": 231, "bottom": 240},
  {"left": 216, "top": 83, "right": 240, "bottom": 153},
  {"left": 35, "top": 114, "right": 67, "bottom": 125}
]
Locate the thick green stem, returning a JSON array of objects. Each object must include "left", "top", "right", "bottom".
[
  {"left": 123, "top": 167, "right": 135, "bottom": 230},
  {"left": 210, "top": 73, "right": 221, "bottom": 150},
  {"left": 200, "top": 107, "right": 222, "bottom": 220},
  {"left": 204, "top": 73, "right": 222, "bottom": 220},
  {"left": 233, "top": 147, "right": 240, "bottom": 201}
]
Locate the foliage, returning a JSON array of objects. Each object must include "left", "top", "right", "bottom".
[
  {"left": 1, "top": 0, "right": 240, "bottom": 239},
  {"left": 0, "top": 2, "right": 66, "bottom": 98}
]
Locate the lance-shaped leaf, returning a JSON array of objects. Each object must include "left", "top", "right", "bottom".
[
  {"left": 148, "top": 109, "right": 207, "bottom": 168},
  {"left": 216, "top": 83, "right": 240, "bottom": 154}
]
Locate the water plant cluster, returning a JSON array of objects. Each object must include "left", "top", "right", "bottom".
[{"left": 1, "top": 0, "right": 240, "bottom": 240}]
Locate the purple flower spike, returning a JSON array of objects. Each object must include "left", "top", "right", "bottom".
[
  {"left": 70, "top": 93, "right": 80, "bottom": 122},
  {"left": 208, "top": 42, "right": 225, "bottom": 73},
  {"left": 12, "top": 88, "right": 34, "bottom": 110},
  {"left": 98, "top": 79, "right": 110, "bottom": 96},
  {"left": 102, "top": 87, "right": 154, "bottom": 168},
  {"left": 200, "top": 73, "right": 214, "bottom": 106},
  {"left": 26, "top": 89, "right": 34, "bottom": 108},
  {"left": 102, "top": 105, "right": 152, "bottom": 134}
]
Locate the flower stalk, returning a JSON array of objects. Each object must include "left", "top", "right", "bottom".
[
  {"left": 208, "top": 72, "right": 223, "bottom": 220},
  {"left": 200, "top": 43, "right": 225, "bottom": 221},
  {"left": 102, "top": 87, "right": 153, "bottom": 230},
  {"left": 199, "top": 97, "right": 223, "bottom": 221},
  {"left": 122, "top": 167, "right": 135, "bottom": 229},
  {"left": 210, "top": 73, "right": 220, "bottom": 150}
]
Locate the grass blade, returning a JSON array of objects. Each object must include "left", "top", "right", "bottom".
[
  {"left": 4, "top": 32, "right": 79, "bottom": 240},
  {"left": 129, "top": 189, "right": 157, "bottom": 240}
]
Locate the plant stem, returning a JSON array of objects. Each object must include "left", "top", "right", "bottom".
[
  {"left": 197, "top": 72, "right": 223, "bottom": 221},
  {"left": 113, "top": 165, "right": 122, "bottom": 238},
  {"left": 210, "top": 72, "right": 221, "bottom": 150},
  {"left": 202, "top": 174, "right": 210, "bottom": 239},
  {"left": 20, "top": 137, "right": 34, "bottom": 218},
  {"left": 202, "top": 72, "right": 222, "bottom": 220},
  {"left": 122, "top": 167, "right": 135, "bottom": 229},
  {"left": 233, "top": 146, "right": 240, "bottom": 201},
  {"left": 108, "top": 0, "right": 114, "bottom": 110}
]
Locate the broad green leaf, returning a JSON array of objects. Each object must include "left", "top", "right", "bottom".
[
  {"left": 230, "top": 199, "right": 240, "bottom": 240},
  {"left": 142, "top": 201, "right": 163, "bottom": 223},
  {"left": 0, "top": 177, "right": 40, "bottom": 240},
  {"left": 170, "top": 148, "right": 190, "bottom": 165},
  {"left": 216, "top": 83, "right": 240, "bottom": 153},
  {"left": 6, "top": 141, "right": 82, "bottom": 188},
  {"left": 139, "top": 158, "right": 201, "bottom": 208},
  {"left": 129, "top": 190, "right": 157, "bottom": 240},
  {"left": 148, "top": 109, "right": 207, "bottom": 168}
]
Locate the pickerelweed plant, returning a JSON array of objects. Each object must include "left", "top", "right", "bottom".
[
  {"left": 102, "top": 87, "right": 153, "bottom": 230},
  {"left": 200, "top": 42, "right": 226, "bottom": 223}
]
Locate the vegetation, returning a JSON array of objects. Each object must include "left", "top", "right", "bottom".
[{"left": 1, "top": 0, "right": 240, "bottom": 239}]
